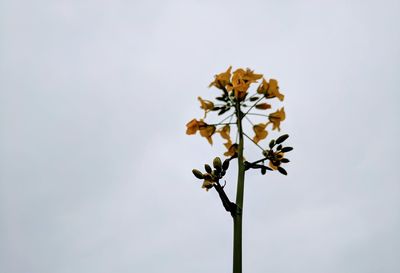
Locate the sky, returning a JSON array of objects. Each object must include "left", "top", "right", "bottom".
[{"left": 1, "top": 0, "right": 399, "bottom": 272}]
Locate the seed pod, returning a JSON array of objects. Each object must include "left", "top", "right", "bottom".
[
  {"left": 255, "top": 103, "right": 271, "bottom": 110},
  {"left": 281, "top": 147, "right": 293, "bottom": 153},
  {"left": 276, "top": 134, "right": 289, "bottom": 144},
  {"left": 222, "top": 159, "right": 230, "bottom": 171},
  {"left": 213, "top": 157, "right": 222, "bottom": 170},
  {"left": 269, "top": 139, "right": 275, "bottom": 149},
  {"left": 192, "top": 169, "right": 204, "bottom": 179},
  {"left": 205, "top": 164, "right": 212, "bottom": 174},
  {"left": 249, "top": 96, "right": 260, "bottom": 102},
  {"left": 278, "top": 167, "right": 287, "bottom": 175}
]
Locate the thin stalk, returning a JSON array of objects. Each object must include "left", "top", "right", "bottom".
[{"left": 233, "top": 101, "right": 245, "bottom": 273}]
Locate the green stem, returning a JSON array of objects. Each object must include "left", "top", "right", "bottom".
[{"left": 233, "top": 101, "right": 245, "bottom": 273}]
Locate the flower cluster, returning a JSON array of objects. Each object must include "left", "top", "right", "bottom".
[{"left": 186, "top": 66, "right": 292, "bottom": 189}]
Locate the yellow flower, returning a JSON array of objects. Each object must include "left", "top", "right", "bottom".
[
  {"left": 186, "top": 119, "right": 200, "bottom": 135},
  {"left": 267, "top": 108, "right": 286, "bottom": 131},
  {"left": 223, "top": 141, "right": 238, "bottom": 157},
  {"left": 227, "top": 68, "right": 263, "bottom": 101},
  {"left": 257, "top": 78, "right": 284, "bottom": 101},
  {"left": 198, "top": 96, "right": 214, "bottom": 118},
  {"left": 186, "top": 119, "right": 216, "bottom": 145},
  {"left": 253, "top": 123, "right": 268, "bottom": 143},
  {"left": 218, "top": 124, "right": 231, "bottom": 142},
  {"left": 209, "top": 66, "right": 232, "bottom": 89},
  {"left": 199, "top": 123, "right": 216, "bottom": 145}
]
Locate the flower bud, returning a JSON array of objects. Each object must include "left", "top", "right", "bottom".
[
  {"left": 213, "top": 157, "right": 222, "bottom": 170},
  {"left": 222, "top": 159, "right": 230, "bottom": 171},
  {"left": 204, "top": 164, "right": 212, "bottom": 174},
  {"left": 192, "top": 169, "right": 204, "bottom": 179}
]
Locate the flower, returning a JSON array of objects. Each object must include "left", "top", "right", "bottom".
[
  {"left": 253, "top": 123, "right": 268, "bottom": 143},
  {"left": 186, "top": 119, "right": 200, "bottom": 135},
  {"left": 209, "top": 66, "right": 232, "bottom": 90},
  {"left": 227, "top": 68, "right": 263, "bottom": 101},
  {"left": 224, "top": 140, "right": 238, "bottom": 157},
  {"left": 257, "top": 78, "right": 284, "bottom": 101},
  {"left": 267, "top": 108, "right": 286, "bottom": 131},
  {"left": 199, "top": 123, "right": 216, "bottom": 145},
  {"left": 218, "top": 124, "right": 231, "bottom": 142},
  {"left": 186, "top": 119, "right": 216, "bottom": 144},
  {"left": 198, "top": 96, "right": 214, "bottom": 118}
]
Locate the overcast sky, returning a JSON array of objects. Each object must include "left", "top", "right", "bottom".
[{"left": 1, "top": 0, "right": 399, "bottom": 272}]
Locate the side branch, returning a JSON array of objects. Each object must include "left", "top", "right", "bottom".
[{"left": 214, "top": 183, "right": 237, "bottom": 217}]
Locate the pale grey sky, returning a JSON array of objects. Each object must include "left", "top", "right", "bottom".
[{"left": 1, "top": 0, "right": 399, "bottom": 273}]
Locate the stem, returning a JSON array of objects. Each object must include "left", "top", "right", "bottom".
[{"left": 233, "top": 101, "right": 245, "bottom": 273}]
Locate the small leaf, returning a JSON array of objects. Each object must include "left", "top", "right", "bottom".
[
  {"left": 281, "top": 147, "right": 293, "bottom": 153},
  {"left": 277, "top": 167, "right": 287, "bottom": 175},
  {"left": 277, "top": 144, "right": 282, "bottom": 150},
  {"left": 276, "top": 134, "right": 289, "bottom": 144}
]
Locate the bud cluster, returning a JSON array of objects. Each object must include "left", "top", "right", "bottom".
[
  {"left": 192, "top": 157, "right": 231, "bottom": 190},
  {"left": 245, "top": 134, "right": 293, "bottom": 176}
]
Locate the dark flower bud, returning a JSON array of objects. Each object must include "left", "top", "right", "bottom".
[
  {"left": 222, "top": 159, "right": 230, "bottom": 171},
  {"left": 213, "top": 157, "right": 222, "bottom": 170},
  {"left": 280, "top": 158, "right": 290, "bottom": 163},
  {"left": 277, "top": 144, "right": 282, "bottom": 150},
  {"left": 278, "top": 167, "right": 287, "bottom": 175},
  {"left": 269, "top": 139, "right": 275, "bottom": 149},
  {"left": 276, "top": 134, "right": 289, "bottom": 144},
  {"left": 205, "top": 164, "right": 212, "bottom": 174},
  {"left": 261, "top": 168, "right": 266, "bottom": 175},
  {"left": 281, "top": 147, "right": 293, "bottom": 153},
  {"left": 192, "top": 169, "right": 204, "bottom": 179}
]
